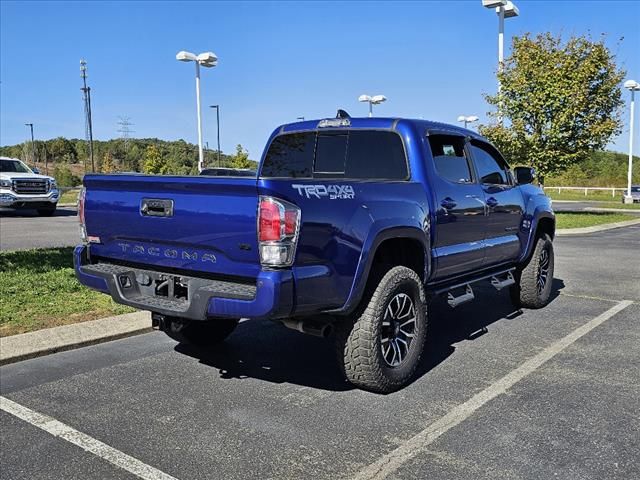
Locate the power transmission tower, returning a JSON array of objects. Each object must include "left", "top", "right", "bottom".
[
  {"left": 80, "top": 59, "right": 95, "bottom": 172},
  {"left": 117, "top": 116, "right": 135, "bottom": 151}
]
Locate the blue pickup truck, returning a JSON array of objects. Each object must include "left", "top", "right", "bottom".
[{"left": 75, "top": 113, "right": 555, "bottom": 393}]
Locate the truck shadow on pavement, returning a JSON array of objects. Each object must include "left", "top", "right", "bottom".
[
  {"left": 176, "top": 278, "right": 565, "bottom": 393},
  {"left": 0, "top": 207, "right": 77, "bottom": 217}
]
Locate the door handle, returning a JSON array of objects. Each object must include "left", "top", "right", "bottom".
[
  {"left": 441, "top": 197, "right": 457, "bottom": 210},
  {"left": 486, "top": 197, "right": 499, "bottom": 208}
]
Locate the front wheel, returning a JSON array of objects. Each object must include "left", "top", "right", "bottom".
[
  {"left": 163, "top": 317, "right": 239, "bottom": 348},
  {"left": 335, "top": 266, "right": 428, "bottom": 393},
  {"left": 510, "top": 233, "right": 554, "bottom": 309}
]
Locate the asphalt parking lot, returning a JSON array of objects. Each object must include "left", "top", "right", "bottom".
[
  {"left": 1, "top": 226, "right": 638, "bottom": 480},
  {"left": 0, "top": 207, "right": 78, "bottom": 251}
]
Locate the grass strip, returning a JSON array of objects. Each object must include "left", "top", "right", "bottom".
[
  {"left": 58, "top": 189, "right": 80, "bottom": 204},
  {"left": 555, "top": 212, "right": 635, "bottom": 229},
  {"left": 0, "top": 247, "right": 134, "bottom": 337}
]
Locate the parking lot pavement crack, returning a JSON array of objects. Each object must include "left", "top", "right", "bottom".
[{"left": 349, "top": 300, "right": 633, "bottom": 480}]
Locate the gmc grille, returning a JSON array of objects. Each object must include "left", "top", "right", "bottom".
[{"left": 12, "top": 179, "right": 49, "bottom": 194}]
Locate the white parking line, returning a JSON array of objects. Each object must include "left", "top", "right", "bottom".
[
  {"left": 0, "top": 396, "right": 178, "bottom": 480},
  {"left": 352, "top": 299, "right": 633, "bottom": 480}
]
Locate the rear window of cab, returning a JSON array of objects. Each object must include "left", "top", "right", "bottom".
[{"left": 260, "top": 130, "right": 408, "bottom": 180}]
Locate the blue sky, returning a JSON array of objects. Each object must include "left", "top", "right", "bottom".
[{"left": 1, "top": 0, "right": 639, "bottom": 158}]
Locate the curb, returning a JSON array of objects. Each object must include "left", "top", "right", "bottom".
[
  {"left": 0, "top": 311, "right": 152, "bottom": 366},
  {"left": 556, "top": 218, "right": 640, "bottom": 236},
  {"left": 583, "top": 207, "right": 640, "bottom": 214}
]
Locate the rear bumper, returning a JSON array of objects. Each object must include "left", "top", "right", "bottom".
[{"left": 73, "top": 246, "right": 294, "bottom": 320}]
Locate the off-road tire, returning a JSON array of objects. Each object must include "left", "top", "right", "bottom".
[
  {"left": 164, "top": 317, "right": 239, "bottom": 347},
  {"left": 37, "top": 206, "right": 56, "bottom": 216},
  {"left": 335, "top": 266, "right": 427, "bottom": 393},
  {"left": 510, "top": 233, "right": 554, "bottom": 309}
]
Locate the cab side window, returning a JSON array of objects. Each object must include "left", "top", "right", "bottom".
[
  {"left": 427, "top": 134, "right": 473, "bottom": 184},
  {"left": 469, "top": 141, "right": 510, "bottom": 185}
]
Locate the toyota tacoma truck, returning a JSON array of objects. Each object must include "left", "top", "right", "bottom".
[
  {"left": 75, "top": 113, "right": 555, "bottom": 393},
  {"left": 0, "top": 157, "right": 59, "bottom": 215}
]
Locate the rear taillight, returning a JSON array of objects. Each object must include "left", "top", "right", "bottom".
[
  {"left": 78, "top": 187, "right": 87, "bottom": 242},
  {"left": 258, "top": 196, "right": 301, "bottom": 267}
]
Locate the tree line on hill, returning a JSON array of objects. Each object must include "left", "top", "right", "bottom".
[
  {"left": 1, "top": 135, "right": 636, "bottom": 188},
  {"left": 0, "top": 137, "right": 256, "bottom": 186}
]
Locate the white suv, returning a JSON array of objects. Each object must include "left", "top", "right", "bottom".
[{"left": 0, "top": 157, "right": 59, "bottom": 216}]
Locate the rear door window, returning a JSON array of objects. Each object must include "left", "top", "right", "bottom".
[
  {"left": 261, "top": 132, "right": 315, "bottom": 178},
  {"left": 427, "top": 134, "right": 473, "bottom": 183}
]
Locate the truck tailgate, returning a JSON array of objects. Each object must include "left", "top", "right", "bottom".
[{"left": 83, "top": 174, "right": 260, "bottom": 279}]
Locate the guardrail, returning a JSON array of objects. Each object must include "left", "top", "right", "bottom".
[{"left": 544, "top": 186, "right": 627, "bottom": 197}]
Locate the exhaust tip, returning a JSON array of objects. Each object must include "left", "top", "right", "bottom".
[{"left": 281, "top": 319, "right": 333, "bottom": 338}]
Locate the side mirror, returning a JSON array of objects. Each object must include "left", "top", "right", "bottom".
[
  {"left": 32, "top": 167, "right": 40, "bottom": 174},
  {"left": 514, "top": 166, "right": 535, "bottom": 185}
]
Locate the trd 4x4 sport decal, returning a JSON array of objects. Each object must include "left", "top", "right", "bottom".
[{"left": 292, "top": 184, "right": 355, "bottom": 200}]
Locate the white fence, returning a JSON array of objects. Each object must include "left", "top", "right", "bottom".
[{"left": 543, "top": 186, "right": 627, "bottom": 197}]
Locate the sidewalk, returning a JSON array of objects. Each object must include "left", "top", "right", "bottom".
[{"left": 0, "top": 311, "right": 151, "bottom": 365}]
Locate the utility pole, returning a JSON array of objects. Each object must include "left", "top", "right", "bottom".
[
  {"left": 24, "top": 123, "right": 35, "bottom": 166},
  {"left": 209, "top": 105, "right": 221, "bottom": 166},
  {"left": 80, "top": 59, "right": 95, "bottom": 172}
]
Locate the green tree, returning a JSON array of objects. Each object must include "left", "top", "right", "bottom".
[
  {"left": 49, "top": 137, "right": 78, "bottom": 163},
  {"left": 479, "top": 33, "right": 626, "bottom": 184},
  {"left": 142, "top": 145, "right": 168, "bottom": 174},
  {"left": 53, "top": 165, "right": 81, "bottom": 187},
  {"left": 100, "top": 152, "right": 116, "bottom": 173},
  {"left": 230, "top": 144, "right": 253, "bottom": 169}
]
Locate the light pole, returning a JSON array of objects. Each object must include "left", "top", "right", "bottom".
[
  {"left": 624, "top": 79, "right": 640, "bottom": 202},
  {"left": 176, "top": 50, "right": 218, "bottom": 172},
  {"left": 209, "top": 105, "right": 221, "bottom": 166},
  {"left": 457, "top": 115, "right": 479, "bottom": 129},
  {"left": 482, "top": 1, "right": 519, "bottom": 124},
  {"left": 24, "top": 123, "right": 35, "bottom": 165},
  {"left": 297, "top": 116, "right": 305, "bottom": 121},
  {"left": 358, "top": 94, "right": 387, "bottom": 117}
]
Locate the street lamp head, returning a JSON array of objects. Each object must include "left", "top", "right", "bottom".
[
  {"left": 370, "top": 95, "right": 387, "bottom": 104},
  {"left": 624, "top": 79, "right": 640, "bottom": 91},
  {"left": 457, "top": 115, "right": 479, "bottom": 124},
  {"left": 358, "top": 94, "right": 372, "bottom": 103},
  {"left": 176, "top": 51, "right": 198, "bottom": 62},
  {"left": 502, "top": 1, "right": 519, "bottom": 18},
  {"left": 197, "top": 51, "right": 218, "bottom": 67},
  {"left": 482, "top": 0, "right": 507, "bottom": 8}
]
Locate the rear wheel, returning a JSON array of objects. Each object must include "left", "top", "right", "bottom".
[
  {"left": 510, "top": 233, "right": 554, "bottom": 309},
  {"left": 37, "top": 205, "right": 56, "bottom": 216},
  {"left": 164, "top": 317, "right": 239, "bottom": 347},
  {"left": 335, "top": 266, "right": 427, "bottom": 393}
]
